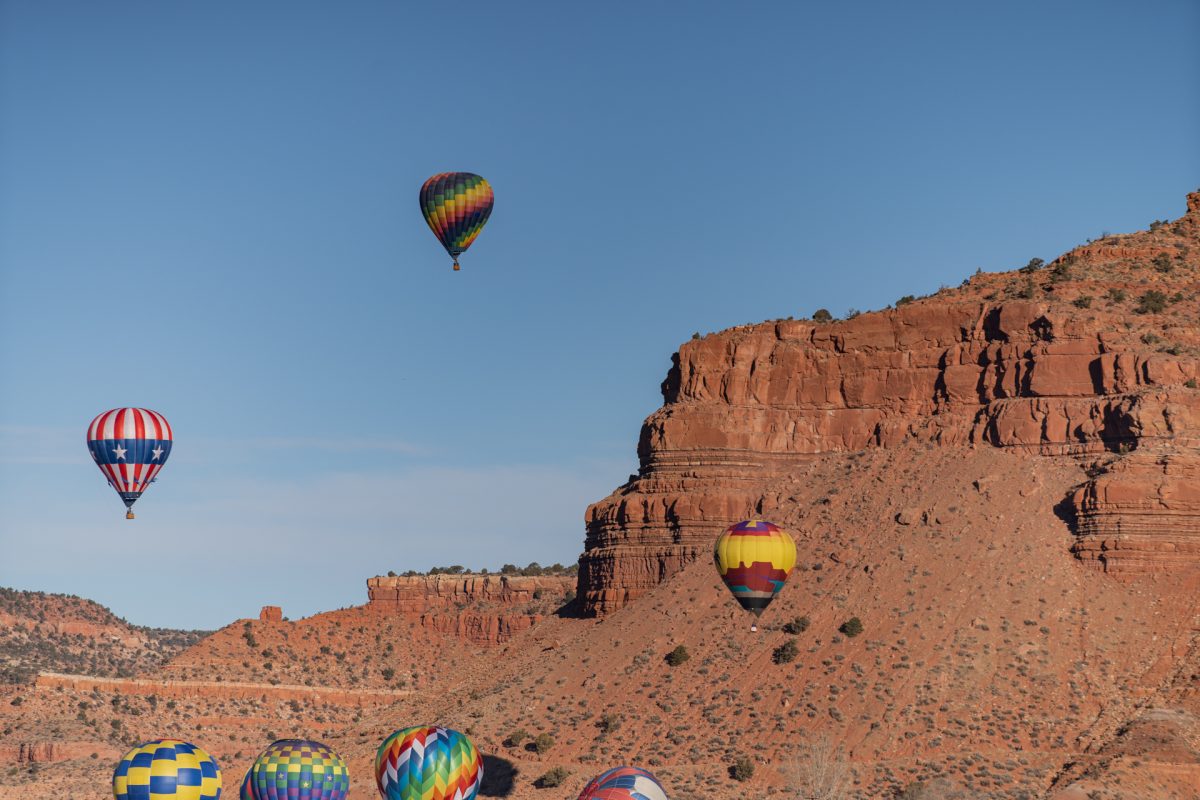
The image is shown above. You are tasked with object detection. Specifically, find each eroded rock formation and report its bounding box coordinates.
[580,192,1200,614]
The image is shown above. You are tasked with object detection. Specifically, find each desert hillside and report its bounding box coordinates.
[3,191,1200,799]
[0,588,206,685]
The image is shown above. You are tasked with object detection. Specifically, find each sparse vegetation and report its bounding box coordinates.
[772,639,799,664]
[789,736,850,799]
[1107,287,1127,302]
[1048,261,1071,283]
[812,308,833,323]
[730,755,755,781]
[665,645,690,666]
[782,616,810,634]
[533,733,555,754]
[1153,252,1174,273]
[896,295,916,306]
[839,617,863,637]
[534,766,570,788]
[1135,290,1168,314]
[1019,258,1044,273]
[506,728,530,748]
[1072,295,1092,309]
[387,562,578,578]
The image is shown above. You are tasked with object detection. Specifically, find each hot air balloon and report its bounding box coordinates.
[419,172,494,270]
[247,739,348,800]
[113,738,221,800]
[375,725,483,800]
[239,768,256,800]
[713,518,797,631]
[578,766,669,800]
[87,407,172,519]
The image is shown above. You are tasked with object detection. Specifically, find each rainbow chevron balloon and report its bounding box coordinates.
[239,768,254,800]
[112,738,222,800]
[247,739,348,800]
[375,726,483,800]
[578,766,669,800]
[419,172,494,269]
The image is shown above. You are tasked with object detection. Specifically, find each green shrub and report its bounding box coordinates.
[381,667,395,681]
[1049,262,1071,283]
[1072,295,1092,309]
[839,617,864,637]
[597,713,621,734]
[781,616,810,634]
[534,733,555,754]
[1019,258,1044,273]
[730,756,755,781]
[1108,288,1127,302]
[1153,253,1174,273]
[535,766,570,788]
[772,639,799,664]
[1136,290,1168,314]
[812,308,833,323]
[896,295,916,306]
[1187,379,1198,389]
[665,645,690,666]
[506,728,529,748]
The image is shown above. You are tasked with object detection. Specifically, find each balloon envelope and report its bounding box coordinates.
[375,725,483,800]
[239,768,255,800]
[577,766,669,800]
[87,407,172,514]
[113,738,221,800]
[419,172,494,267]
[248,739,348,800]
[713,519,796,617]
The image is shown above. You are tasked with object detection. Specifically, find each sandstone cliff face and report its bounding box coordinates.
[580,192,1200,614]
[365,574,575,644]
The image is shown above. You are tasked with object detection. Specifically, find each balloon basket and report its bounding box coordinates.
[126,511,135,520]
[453,263,460,271]
[750,624,758,632]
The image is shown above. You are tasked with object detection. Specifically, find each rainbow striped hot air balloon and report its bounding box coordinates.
[713,518,797,631]
[375,725,483,800]
[112,738,222,800]
[246,739,348,800]
[578,766,669,800]
[419,172,494,270]
[87,407,173,519]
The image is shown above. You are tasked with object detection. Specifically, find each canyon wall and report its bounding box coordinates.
[365,574,575,645]
[580,192,1200,614]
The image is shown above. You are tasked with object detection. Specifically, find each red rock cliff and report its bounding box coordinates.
[580,191,1200,614]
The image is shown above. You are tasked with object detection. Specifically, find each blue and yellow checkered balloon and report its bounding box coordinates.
[113,738,222,800]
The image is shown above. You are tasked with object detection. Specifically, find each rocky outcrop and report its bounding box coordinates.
[366,574,575,645]
[1071,453,1200,573]
[0,741,101,764]
[580,192,1200,614]
[258,605,282,622]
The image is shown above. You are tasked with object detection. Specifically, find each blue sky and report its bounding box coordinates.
[1,1,1197,629]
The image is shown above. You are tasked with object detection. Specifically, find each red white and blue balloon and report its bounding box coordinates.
[87,407,172,518]
[577,766,669,800]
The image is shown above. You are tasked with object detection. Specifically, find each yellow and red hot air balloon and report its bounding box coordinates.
[714,519,797,631]
[419,172,494,270]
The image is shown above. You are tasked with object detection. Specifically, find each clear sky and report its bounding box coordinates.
[1,1,1197,629]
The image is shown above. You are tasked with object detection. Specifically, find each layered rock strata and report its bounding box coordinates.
[581,192,1200,613]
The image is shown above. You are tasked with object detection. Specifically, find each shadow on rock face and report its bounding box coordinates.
[480,753,518,797]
